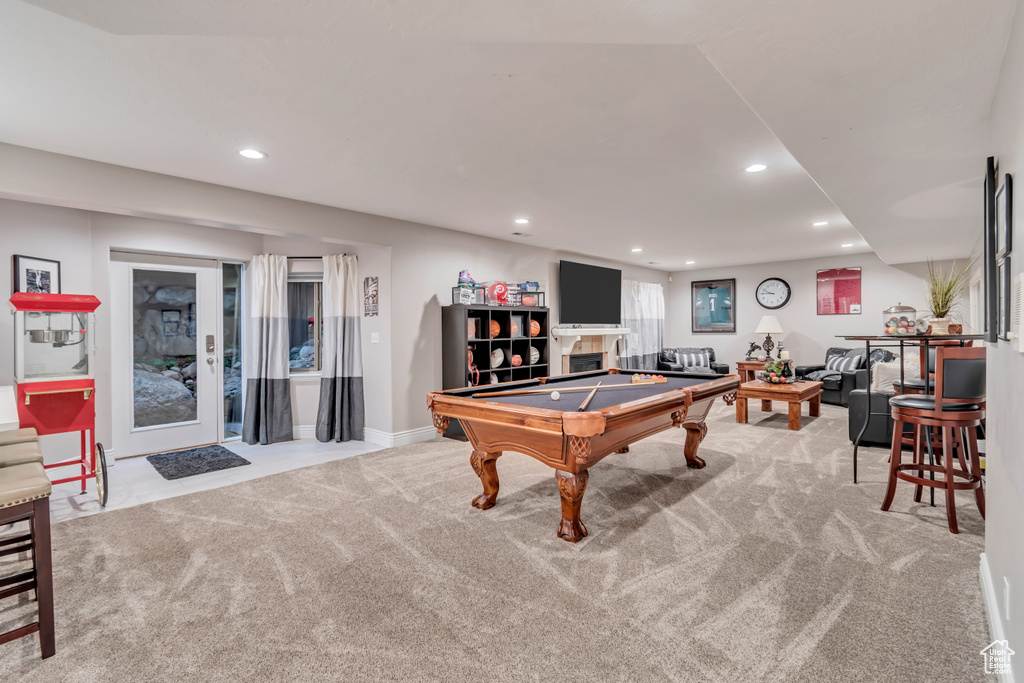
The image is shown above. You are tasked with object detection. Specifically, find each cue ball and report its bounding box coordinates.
[550,391,560,401]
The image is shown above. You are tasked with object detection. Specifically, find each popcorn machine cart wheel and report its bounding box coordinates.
[10,292,108,507]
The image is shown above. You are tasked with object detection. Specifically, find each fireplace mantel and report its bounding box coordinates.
[550,326,629,358]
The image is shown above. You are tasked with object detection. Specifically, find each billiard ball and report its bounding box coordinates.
[550,391,560,401]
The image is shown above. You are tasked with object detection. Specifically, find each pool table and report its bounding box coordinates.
[426,369,740,542]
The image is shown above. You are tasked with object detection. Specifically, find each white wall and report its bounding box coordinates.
[984,0,1024,674]
[0,199,93,463]
[665,252,969,368]
[389,236,668,432]
[0,144,668,438]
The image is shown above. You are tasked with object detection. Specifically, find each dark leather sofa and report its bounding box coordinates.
[794,347,862,406]
[657,347,729,374]
[795,347,897,407]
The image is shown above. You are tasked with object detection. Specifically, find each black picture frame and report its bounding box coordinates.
[12,254,62,294]
[983,157,998,343]
[691,278,736,334]
[998,256,1012,341]
[996,173,1013,261]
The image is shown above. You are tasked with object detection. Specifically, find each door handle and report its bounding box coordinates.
[207,357,216,365]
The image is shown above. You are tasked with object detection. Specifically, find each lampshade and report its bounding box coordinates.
[755,315,783,335]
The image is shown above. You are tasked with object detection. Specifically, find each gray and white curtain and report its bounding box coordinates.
[316,254,364,442]
[620,280,665,371]
[243,255,295,444]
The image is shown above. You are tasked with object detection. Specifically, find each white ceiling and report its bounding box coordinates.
[0,0,1015,269]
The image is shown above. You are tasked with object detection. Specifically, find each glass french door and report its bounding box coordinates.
[111,254,239,457]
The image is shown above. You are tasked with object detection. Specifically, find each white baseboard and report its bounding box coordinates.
[363,426,437,448]
[291,425,437,448]
[292,425,317,440]
[980,553,1016,683]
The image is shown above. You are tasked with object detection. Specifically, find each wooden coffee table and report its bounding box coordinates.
[735,380,823,431]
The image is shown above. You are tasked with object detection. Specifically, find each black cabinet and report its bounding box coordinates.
[441,304,550,438]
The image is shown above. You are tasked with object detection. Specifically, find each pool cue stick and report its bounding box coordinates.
[577,382,602,412]
[474,381,660,399]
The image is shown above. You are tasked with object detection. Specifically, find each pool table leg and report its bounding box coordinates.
[555,469,589,542]
[470,450,501,510]
[683,422,708,469]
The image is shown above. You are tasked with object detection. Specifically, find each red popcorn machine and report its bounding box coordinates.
[10,292,108,506]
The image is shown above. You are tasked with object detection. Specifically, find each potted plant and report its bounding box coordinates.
[925,257,977,335]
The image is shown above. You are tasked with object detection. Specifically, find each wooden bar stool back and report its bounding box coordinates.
[881,346,986,534]
[0,457,55,658]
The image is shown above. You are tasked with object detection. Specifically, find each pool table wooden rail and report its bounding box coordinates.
[426,371,740,541]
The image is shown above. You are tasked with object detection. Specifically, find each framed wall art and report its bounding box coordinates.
[364,276,379,317]
[996,173,1013,261]
[983,157,998,343]
[691,278,735,333]
[816,267,862,315]
[998,257,1012,341]
[12,254,61,294]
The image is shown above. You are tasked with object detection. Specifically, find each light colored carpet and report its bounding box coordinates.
[0,403,988,682]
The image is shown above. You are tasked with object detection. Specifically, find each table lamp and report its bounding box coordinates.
[755,315,784,359]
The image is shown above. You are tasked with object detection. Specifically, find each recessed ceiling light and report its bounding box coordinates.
[841,243,854,248]
[514,218,530,225]
[813,221,829,227]
[239,149,267,159]
[745,163,767,173]
[685,260,696,265]
[632,248,643,253]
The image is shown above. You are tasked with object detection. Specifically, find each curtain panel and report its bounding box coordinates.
[620,280,665,371]
[242,254,295,444]
[316,254,365,442]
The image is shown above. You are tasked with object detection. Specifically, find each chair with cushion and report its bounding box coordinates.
[657,347,729,374]
[0,435,55,658]
[795,347,868,406]
[881,346,986,534]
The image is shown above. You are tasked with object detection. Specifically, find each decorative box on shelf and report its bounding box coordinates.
[452,286,484,306]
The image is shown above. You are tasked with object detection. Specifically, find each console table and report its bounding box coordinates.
[838,334,983,484]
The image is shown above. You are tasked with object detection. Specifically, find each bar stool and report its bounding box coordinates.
[0,449,55,658]
[881,346,985,534]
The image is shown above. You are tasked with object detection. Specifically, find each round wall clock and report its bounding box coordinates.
[755,278,792,309]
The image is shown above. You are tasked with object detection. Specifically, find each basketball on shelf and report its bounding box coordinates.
[511,354,522,367]
[529,346,540,364]
[522,295,537,307]
[529,320,541,337]
[510,320,520,337]
[489,374,498,384]
[490,319,501,338]
[490,348,504,368]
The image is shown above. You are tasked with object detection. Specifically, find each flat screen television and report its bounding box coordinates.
[559,260,621,324]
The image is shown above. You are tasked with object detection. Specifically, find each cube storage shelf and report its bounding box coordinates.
[441,304,550,440]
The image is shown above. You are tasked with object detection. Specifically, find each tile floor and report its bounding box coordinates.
[47,439,383,524]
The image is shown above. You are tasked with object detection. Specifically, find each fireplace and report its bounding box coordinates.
[568,353,604,373]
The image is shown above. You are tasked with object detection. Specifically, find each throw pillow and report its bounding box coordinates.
[675,350,710,368]
[826,354,863,374]
[869,353,922,392]
[869,360,901,393]
[683,365,715,374]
